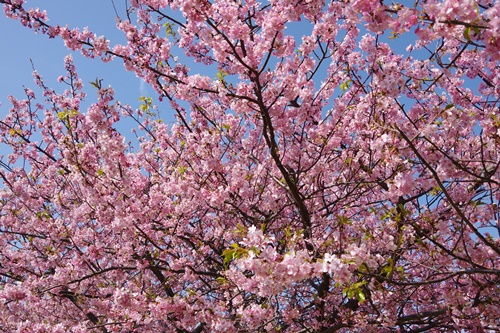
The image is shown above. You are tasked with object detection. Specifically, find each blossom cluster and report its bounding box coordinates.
[0,0,499,332]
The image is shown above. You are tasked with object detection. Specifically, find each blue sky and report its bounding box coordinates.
[0,0,152,123]
[0,0,446,135]
[0,1,310,128]
[0,1,416,108]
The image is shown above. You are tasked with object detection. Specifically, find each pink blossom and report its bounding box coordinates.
[0,0,499,331]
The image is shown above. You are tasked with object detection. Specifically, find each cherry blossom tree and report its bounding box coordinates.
[1,0,499,332]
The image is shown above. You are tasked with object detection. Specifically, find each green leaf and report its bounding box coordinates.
[216,277,228,285]
[490,114,500,127]
[9,128,22,136]
[357,262,369,274]
[380,264,392,277]
[57,111,68,120]
[340,79,352,92]
[463,26,471,41]
[163,22,176,37]
[343,280,368,301]
[178,165,187,175]
[216,70,227,82]
[381,208,395,220]
[90,78,102,89]
[336,214,352,225]
[356,290,366,303]
[234,223,247,236]
[138,96,155,116]
[36,211,51,220]
[389,31,399,40]
[222,243,248,268]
